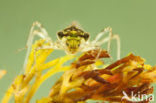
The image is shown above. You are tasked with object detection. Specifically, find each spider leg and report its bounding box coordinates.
[93,27,121,60]
[82,27,120,60]
[26,21,52,49]
[96,34,120,60]
[93,27,113,53]
[23,21,53,70]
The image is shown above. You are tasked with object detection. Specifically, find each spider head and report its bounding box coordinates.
[57,24,89,54]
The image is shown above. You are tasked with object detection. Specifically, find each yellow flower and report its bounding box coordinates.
[2,39,156,103]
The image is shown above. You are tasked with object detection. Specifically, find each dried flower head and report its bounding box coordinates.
[2,39,156,103]
[43,50,156,103]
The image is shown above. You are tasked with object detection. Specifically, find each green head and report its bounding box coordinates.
[57,23,89,54]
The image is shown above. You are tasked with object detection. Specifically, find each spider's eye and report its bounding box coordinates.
[83,33,89,41]
[57,32,64,39]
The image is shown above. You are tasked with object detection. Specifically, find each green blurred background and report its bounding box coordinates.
[0,0,156,103]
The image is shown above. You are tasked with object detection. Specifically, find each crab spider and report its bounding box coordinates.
[23,21,120,70]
